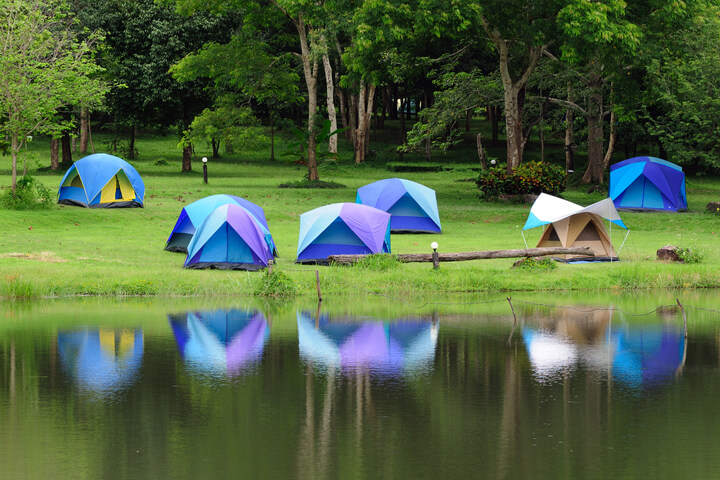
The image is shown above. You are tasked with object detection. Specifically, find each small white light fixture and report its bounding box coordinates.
[568,169,574,173]
[202,157,208,164]
[490,159,496,165]
[431,241,438,251]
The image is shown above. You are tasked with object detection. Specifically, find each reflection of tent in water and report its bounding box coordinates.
[611,327,686,388]
[297,312,438,376]
[522,313,686,389]
[169,309,269,377]
[57,329,144,394]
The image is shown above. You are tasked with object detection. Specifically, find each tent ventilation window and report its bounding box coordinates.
[576,223,599,241]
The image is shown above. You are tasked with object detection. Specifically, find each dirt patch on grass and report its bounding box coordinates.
[1,252,67,263]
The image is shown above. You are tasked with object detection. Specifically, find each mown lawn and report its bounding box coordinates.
[1,125,719,299]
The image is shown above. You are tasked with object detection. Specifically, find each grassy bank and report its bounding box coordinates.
[1,127,719,299]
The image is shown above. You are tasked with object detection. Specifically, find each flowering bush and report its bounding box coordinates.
[476,161,566,199]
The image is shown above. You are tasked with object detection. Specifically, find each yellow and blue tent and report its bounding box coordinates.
[57,153,145,208]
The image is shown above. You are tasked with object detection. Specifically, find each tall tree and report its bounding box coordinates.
[476,0,563,173]
[0,0,105,193]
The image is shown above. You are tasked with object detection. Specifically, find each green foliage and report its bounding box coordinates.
[0,176,53,210]
[675,247,706,265]
[254,269,297,297]
[0,276,41,299]
[513,257,557,271]
[476,162,567,199]
[352,254,400,271]
[283,119,344,164]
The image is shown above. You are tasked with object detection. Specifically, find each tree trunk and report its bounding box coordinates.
[211,139,220,158]
[128,124,137,160]
[79,107,89,154]
[349,91,358,147]
[182,142,192,172]
[337,82,351,142]
[466,109,472,132]
[355,82,375,164]
[322,51,337,156]
[603,109,617,169]
[503,84,525,173]
[399,97,407,146]
[50,138,59,171]
[477,133,487,170]
[327,246,595,265]
[307,133,319,181]
[565,110,575,173]
[380,87,389,129]
[581,76,605,184]
[11,133,19,194]
[481,19,543,172]
[296,13,319,181]
[491,106,499,146]
[61,133,72,168]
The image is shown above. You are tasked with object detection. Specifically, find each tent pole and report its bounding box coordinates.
[521,230,528,250]
[616,230,630,257]
[609,221,612,262]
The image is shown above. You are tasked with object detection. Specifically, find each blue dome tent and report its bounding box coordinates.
[166,194,276,254]
[57,153,145,208]
[356,178,441,233]
[185,203,274,271]
[296,203,391,264]
[609,157,687,211]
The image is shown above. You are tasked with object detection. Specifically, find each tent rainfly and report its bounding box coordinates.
[185,203,274,271]
[522,193,628,262]
[58,153,145,208]
[296,203,391,264]
[609,156,687,212]
[166,194,276,254]
[355,178,441,233]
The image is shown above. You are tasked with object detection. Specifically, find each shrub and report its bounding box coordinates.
[513,257,557,271]
[476,161,566,199]
[675,247,706,264]
[254,269,297,297]
[0,176,54,210]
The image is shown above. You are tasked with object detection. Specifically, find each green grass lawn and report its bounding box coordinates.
[1,125,719,299]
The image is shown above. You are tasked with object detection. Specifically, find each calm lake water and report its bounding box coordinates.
[2,292,720,480]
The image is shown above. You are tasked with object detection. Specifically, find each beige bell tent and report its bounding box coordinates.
[522,193,629,262]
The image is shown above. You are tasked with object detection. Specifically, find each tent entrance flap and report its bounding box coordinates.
[99,170,135,204]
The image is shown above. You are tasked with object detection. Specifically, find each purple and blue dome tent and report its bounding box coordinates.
[184,203,274,271]
[609,157,687,212]
[166,194,275,254]
[296,203,391,264]
[356,178,441,233]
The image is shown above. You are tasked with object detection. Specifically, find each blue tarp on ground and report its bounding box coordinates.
[609,156,687,211]
[58,153,145,208]
[356,178,441,233]
[296,203,391,263]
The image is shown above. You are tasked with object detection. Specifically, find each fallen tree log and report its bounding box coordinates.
[328,247,594,265]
